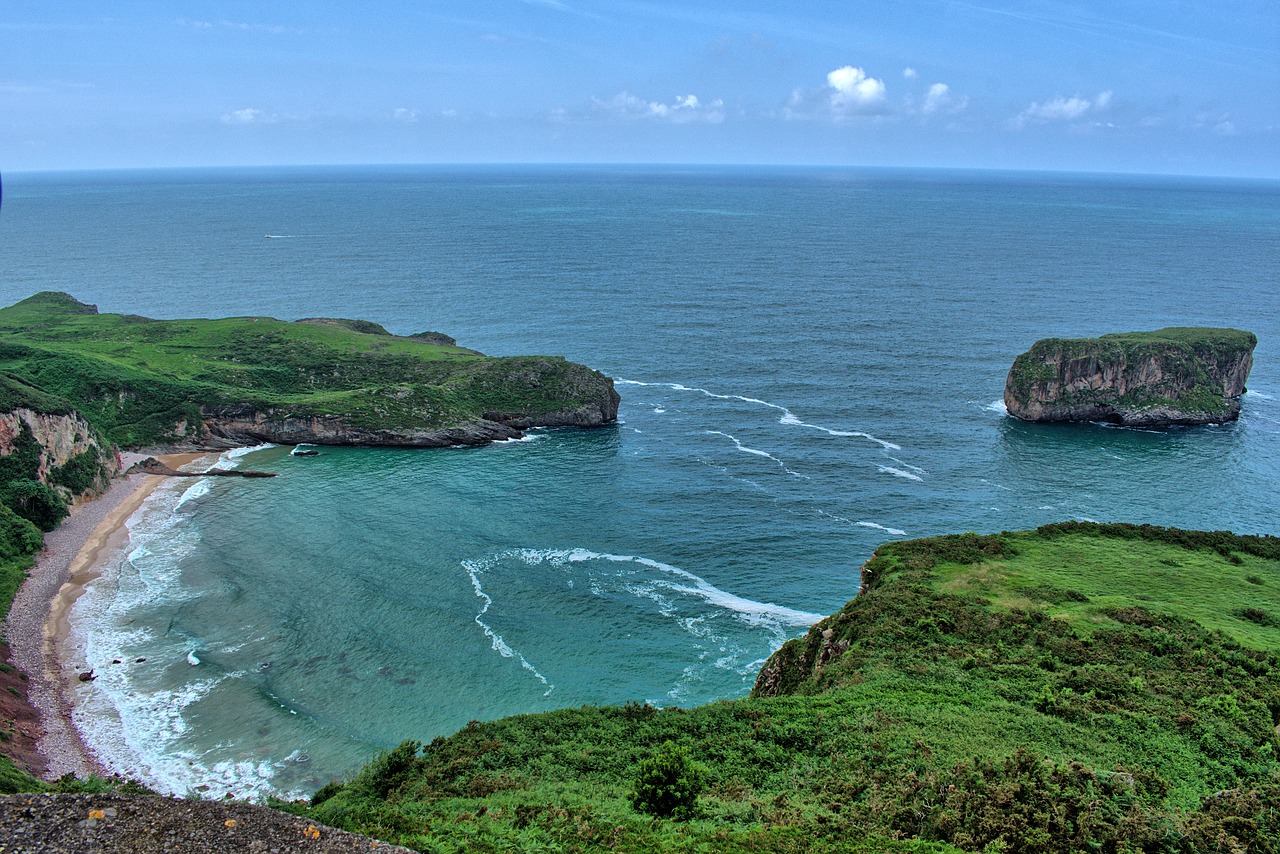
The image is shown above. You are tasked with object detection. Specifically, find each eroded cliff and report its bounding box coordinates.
[0,409,118,500]
[1003,327,1255,426]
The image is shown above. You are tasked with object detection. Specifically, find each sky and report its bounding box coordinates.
[2,1,1278,177]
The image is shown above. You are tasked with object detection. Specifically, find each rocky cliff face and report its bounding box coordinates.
[1003,328,1256,427]
[182,363,620,450]
[0,409,119,499]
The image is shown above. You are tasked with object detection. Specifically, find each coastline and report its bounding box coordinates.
[4,452,208,780]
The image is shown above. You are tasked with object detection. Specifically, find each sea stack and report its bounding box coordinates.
[1003,327,1256,426]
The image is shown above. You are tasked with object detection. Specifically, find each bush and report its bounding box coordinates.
[630,740,707,821]
[1,478,68,532]
[348,740,423,799]
[48,445,102,495]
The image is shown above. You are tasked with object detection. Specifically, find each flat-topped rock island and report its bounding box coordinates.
[1004,327,1256,427]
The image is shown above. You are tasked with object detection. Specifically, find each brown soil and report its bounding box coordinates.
[0,640,44,778]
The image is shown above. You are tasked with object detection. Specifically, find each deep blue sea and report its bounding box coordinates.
[1,166,1277,797]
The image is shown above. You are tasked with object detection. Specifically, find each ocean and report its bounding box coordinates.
[1,165,1277,798]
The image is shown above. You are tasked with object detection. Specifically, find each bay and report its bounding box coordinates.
[1,166,1276,796]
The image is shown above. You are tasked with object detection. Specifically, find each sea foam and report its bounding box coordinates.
[68,444,292,799]
[878,465,924,482]
[704,430,809,479]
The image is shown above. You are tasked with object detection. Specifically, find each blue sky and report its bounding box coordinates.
[3,1,1277,176]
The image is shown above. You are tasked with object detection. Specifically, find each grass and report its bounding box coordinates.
[0,292,616,447]
[934,532,1280,648]
[276,523,1280,853]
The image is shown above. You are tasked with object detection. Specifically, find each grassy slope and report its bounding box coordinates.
[1007,327,1256,417]
[0,292,609,447]
[289,523,1280,853]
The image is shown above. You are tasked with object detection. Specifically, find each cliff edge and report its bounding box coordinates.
[1003,327,1255,426]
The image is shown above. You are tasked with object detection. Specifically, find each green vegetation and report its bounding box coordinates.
[0,292,616,448]
[630,740,708,820]
[1005,327,1256,421]
[0,479,68,532]
[280,523,1280,853]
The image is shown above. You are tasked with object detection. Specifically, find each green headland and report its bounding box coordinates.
[0,291,619,449]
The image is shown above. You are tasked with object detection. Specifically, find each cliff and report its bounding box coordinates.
[0,292,619,449]
[0,409,119,501]
[1003,327,1256,426]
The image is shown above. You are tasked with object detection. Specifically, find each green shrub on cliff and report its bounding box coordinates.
[630,740,707,820]
[0,504,43,615]
[0,479,68,532]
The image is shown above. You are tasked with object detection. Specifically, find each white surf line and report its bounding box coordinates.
[817,508,907,537]
[887,457,926,475]
[704,430,810,480]
[617,378,901,450]
[531,547,825,627]
[462,560,555,696]
[878,465,924,482]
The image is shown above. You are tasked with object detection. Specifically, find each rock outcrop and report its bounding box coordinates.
[0,409,119,500]
[1003,328,1256,426]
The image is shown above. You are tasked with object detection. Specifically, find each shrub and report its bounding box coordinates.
[1,478,68,532]
[348,740,423,799]
[630,740,707,821]
[48,445,102,495]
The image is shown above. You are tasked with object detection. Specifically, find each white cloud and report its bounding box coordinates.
[1017,91,1113,125]
[826,66,887,111]
[393,108,420,123]
[921,82,968,115]
[1214,120,1237,136]
[592,92,725,124]
[786,65,891,120]
[220,108,276,125]
[903,67,918,79]
[178,18,295,34]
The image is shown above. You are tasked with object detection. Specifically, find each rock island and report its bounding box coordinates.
[1004,327,1256,426]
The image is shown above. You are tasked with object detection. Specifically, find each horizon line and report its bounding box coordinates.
[6,161,1278,184]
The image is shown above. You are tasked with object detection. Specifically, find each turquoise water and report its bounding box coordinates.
[1,166,1277,796]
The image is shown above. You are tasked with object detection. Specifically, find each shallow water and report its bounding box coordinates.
[2,166,1276,796]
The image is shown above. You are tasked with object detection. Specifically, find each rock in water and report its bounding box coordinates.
[1003,327,1256,426]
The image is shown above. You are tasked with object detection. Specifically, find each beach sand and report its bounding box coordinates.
[4,453,210,779]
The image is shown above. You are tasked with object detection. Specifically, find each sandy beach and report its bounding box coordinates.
[4,453,210,780]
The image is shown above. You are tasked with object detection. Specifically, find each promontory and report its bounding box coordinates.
[1003,327,1256,426]
[0,291,619,454]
